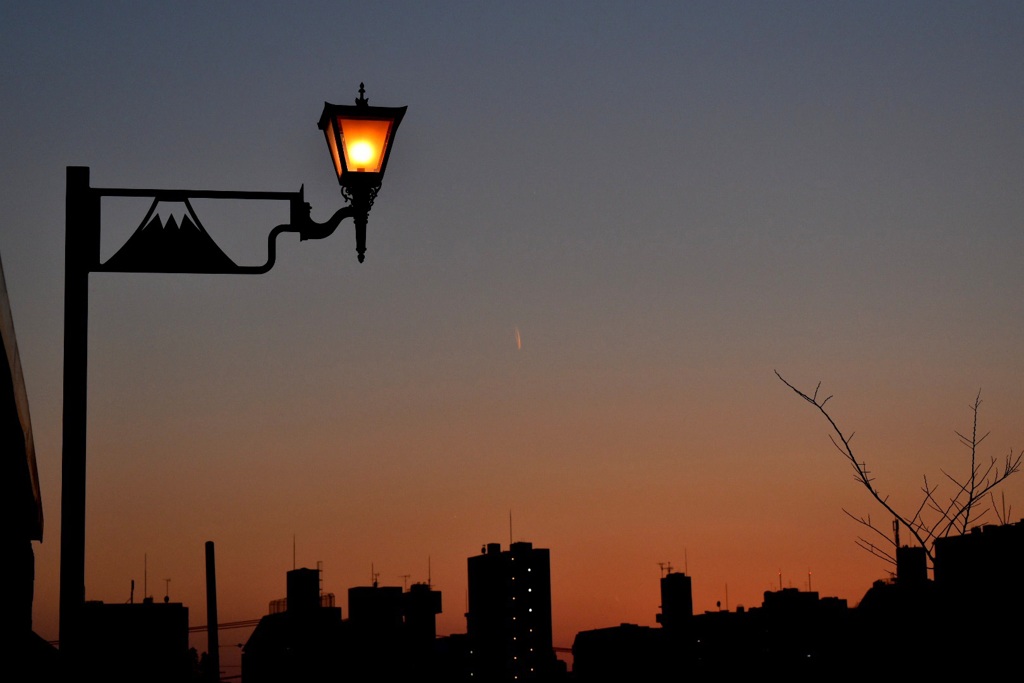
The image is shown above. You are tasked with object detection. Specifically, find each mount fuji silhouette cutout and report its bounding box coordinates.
[104,209,237,273]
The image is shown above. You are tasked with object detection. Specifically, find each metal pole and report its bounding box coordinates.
[59,166,98,661]
[205,541,221,681]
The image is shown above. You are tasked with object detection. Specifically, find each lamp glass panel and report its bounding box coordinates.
[323,119,344,180]
[337,117,393,174]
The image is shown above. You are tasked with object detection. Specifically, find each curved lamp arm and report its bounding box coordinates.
[236,203,362,274]
[300,204,357,241]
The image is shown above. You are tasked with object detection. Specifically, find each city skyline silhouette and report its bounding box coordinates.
[2,2,1023,677]
[17,526,1021,679]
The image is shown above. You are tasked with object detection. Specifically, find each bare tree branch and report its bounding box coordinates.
[775,371,1021,574]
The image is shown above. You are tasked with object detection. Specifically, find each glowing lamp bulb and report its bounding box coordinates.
[348,141,375,168]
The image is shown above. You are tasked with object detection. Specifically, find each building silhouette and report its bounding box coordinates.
[0,253,58,676]
[857,520,1024,674]
[575,578,851,678]
[79,598,192,683]
[345,578,442,678]
[571,623,666,681]
[242,566,443,681]
[573,521,1023,678]
[242,567,344,683]
[933,521,1023,600]
[402,582,444,659]
[655,570,693,631]
[465,541,562,681]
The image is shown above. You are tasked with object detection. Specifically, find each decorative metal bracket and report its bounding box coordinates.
[77,179,369,275]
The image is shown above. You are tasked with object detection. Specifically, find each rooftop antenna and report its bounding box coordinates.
[400,574,411,591]
[808,569,813,592]
[164,578,171,603]
[778,569,783,590]
[318,560,324,596]
[129,579,135,604]
[372,563,379,588]
[657,562,673,577]
[725,583,730,611]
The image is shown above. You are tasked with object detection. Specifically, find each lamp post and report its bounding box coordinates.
[58,84,406,662]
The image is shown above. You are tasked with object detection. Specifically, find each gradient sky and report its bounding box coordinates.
[2,1,1023,661]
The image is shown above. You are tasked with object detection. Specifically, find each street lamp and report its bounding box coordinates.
[318,82,407,263]
[59,85,406,662]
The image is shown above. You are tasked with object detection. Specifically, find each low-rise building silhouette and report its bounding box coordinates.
[345,578,442,678]
[572,623,667,681]
[242,566,443,682]
[242,567,344,683]
[79,598,192,683]
[574,521,1023,678]
[574,566,851,679]
[857,520,1024,673]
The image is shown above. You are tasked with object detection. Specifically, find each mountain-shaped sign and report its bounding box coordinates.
[103,201,237,273]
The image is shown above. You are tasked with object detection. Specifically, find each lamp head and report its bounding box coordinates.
[318,83,407,191]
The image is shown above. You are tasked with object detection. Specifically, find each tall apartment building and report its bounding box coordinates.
[465,541,558,681]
